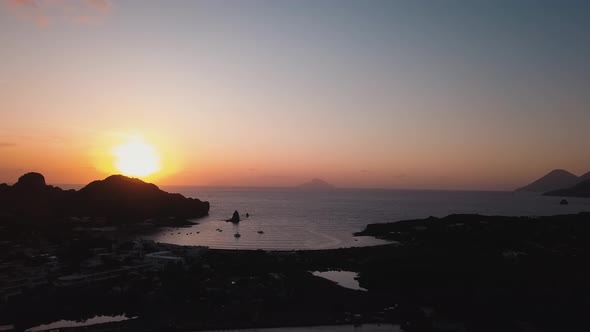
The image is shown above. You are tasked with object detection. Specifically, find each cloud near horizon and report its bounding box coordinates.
[2,0,111,26]
[0,142,17,148]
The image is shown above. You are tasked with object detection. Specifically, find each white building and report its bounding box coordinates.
[144,251,184,269]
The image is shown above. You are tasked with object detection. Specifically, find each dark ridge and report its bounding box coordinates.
[579,171,590,182]
[0,172,209,220]
[354,212,590,244]
[544,179,590,198]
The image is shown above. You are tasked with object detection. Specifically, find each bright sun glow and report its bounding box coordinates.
[112,138,161,177]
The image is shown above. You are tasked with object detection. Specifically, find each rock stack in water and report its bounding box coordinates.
[227,210,240,223]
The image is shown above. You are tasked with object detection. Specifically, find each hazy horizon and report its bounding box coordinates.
[1,0,589,190]
[3,169,589,193]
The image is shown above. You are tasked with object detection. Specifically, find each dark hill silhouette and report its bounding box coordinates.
[76,175,210,218]
[515,169,579,192]
[297,178,334,190]
[12,172,46,191]
[579,171,590,182]
[0,172,76,217]
[0,173,209,220]
[544,179,590,198]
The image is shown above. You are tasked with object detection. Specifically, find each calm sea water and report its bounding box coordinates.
[146,187,590,250]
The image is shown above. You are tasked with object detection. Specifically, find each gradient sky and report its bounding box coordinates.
[1,0,589,190]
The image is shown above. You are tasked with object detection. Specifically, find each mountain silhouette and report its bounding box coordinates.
[0,172,77,217]
[579,171,590,182]
[0,173,209,220]
[544,179,590,198]
[12,172,47,191]
[297,178,334,190]
[515,169,580,192]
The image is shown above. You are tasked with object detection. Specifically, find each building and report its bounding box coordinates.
[144,251,184,269]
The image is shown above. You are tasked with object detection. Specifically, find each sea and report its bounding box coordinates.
[144,187,590,250]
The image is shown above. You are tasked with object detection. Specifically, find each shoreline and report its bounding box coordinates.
[2,212,590,331]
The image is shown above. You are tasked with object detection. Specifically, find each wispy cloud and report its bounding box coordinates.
[86,0,110,12]
[260,174,288,179]
[0,142,17,148]
[2,0,112,26]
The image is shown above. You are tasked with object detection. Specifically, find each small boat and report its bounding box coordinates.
[234,233,241,238]
[257,231,264,234]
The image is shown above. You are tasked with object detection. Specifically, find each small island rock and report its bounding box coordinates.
[227,210,240,223]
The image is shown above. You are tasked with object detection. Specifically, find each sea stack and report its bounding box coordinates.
[228,210,240,223]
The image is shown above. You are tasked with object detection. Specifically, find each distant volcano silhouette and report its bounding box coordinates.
[515,169,580,192]
[297,178,334,190]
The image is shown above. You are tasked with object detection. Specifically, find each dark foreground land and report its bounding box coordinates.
[1,212,590,331]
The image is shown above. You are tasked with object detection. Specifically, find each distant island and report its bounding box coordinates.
[0,172,209,222]
[515,169,590,197]
[297,178,335,190]
[515,169,580,192]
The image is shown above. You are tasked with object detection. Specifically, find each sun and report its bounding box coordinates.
[112,138,161,177]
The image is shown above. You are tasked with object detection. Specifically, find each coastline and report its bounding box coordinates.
[2,212,590,331]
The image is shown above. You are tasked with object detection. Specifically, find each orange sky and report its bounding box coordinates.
[1,0,589,190]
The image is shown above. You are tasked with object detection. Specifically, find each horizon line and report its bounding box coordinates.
[48,182,513,193]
